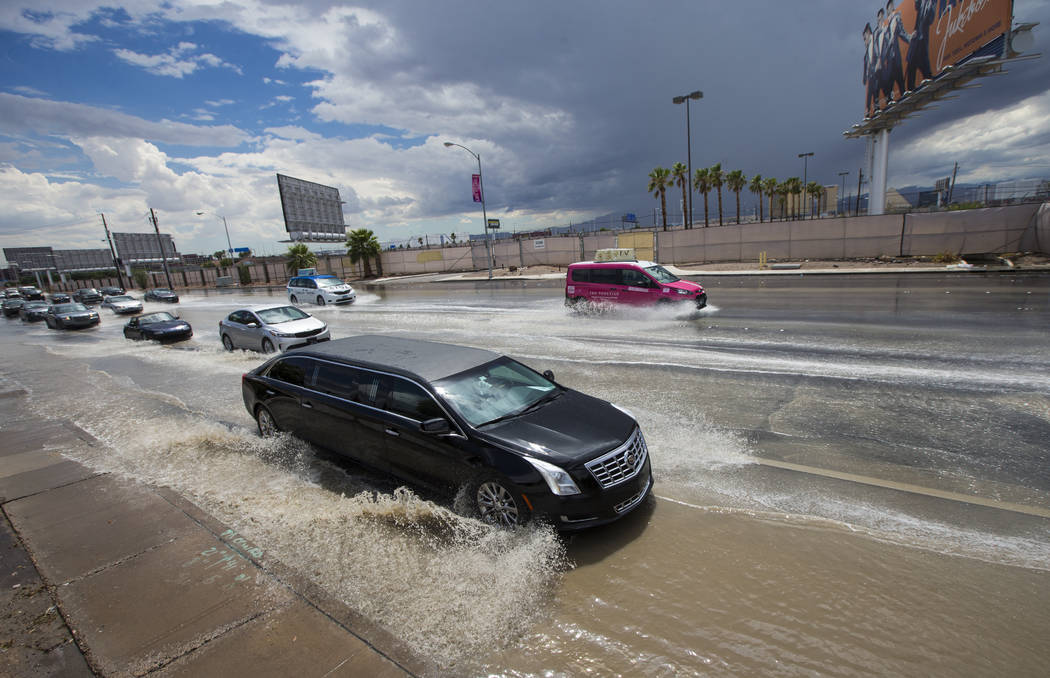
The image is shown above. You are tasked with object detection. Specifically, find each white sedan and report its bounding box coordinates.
[218,304,330,353]
[100,294,144,315]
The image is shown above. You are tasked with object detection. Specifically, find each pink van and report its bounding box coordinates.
[565,259,707,309]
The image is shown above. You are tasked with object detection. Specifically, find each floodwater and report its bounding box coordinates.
[1,272,1048,676]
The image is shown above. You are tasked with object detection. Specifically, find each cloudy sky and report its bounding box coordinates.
[1,0,1048,262]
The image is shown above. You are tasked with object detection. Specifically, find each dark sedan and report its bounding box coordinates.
[18,286,45,300]
[49,293,72,304]
[45,303,100,330]
[242,335,652,530]
[72,288,104,305]
[19,301,49,322]
[100,286,125,297]
[144,288,180,303]
[123,311,192,343]
[2,298,24,317]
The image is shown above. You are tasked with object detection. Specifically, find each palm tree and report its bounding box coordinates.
[726,169,746,224]
[693,167,711,228]
[789,178,802,220]
[671,162,690,228]
[709,163,725,226]
[648,167,673,231]
[777,181,790,219]
[806,182,823,219]
[762,177,778,222]
[346,228,382,277]
[286,243,317,274]
[749,174,764,223]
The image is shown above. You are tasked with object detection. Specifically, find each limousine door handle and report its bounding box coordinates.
[384,427,400,437]
[264,389,276,396]
[301,400,314,409]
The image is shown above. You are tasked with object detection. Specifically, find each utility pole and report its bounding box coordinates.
[838,171,849,216]
[100,213,126,290]
[856,169,864,216]
[149,207,175,290]
[947,162,958,204]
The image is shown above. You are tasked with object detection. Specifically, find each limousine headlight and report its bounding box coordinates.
[525,456,581,496]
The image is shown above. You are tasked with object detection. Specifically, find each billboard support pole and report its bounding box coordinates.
[149,207,175,290]
[869,129,890,216]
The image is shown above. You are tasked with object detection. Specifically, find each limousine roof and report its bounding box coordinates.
[290,334,502,382]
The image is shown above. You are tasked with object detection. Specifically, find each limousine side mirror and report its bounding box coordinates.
[543,369,555,382]
[420,418,451,435]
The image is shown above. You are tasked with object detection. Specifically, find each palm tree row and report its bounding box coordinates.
[648,164,827,227]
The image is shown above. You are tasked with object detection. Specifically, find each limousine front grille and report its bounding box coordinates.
[294,327,324,338]
[614,476,652,514]
[586,428,648,489]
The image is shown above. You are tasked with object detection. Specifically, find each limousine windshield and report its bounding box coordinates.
[433,357,559,427]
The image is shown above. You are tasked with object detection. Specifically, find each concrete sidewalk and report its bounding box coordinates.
[0,391,423,677]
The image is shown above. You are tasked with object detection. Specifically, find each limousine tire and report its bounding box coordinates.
[256,405,280,437]
[472,474,529,528]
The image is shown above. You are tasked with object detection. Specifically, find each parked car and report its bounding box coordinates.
[565,250,707,309]
[242,335,653,529]
[219,305,329,353]
[123,311,192,343]
[100,286,125,297]
[2,298,25,317]
[101,294,143,315]
[144,288,179,303]
[18,286,45,300]
[72,288,104,305]
[45,303,100,330]
[19,301,49,322]
[287,274,356,306]
[49,293,72,304]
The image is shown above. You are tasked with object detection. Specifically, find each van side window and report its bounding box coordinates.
[385,378,443,421]
[571,268,590,283]
[266,357,315,387]
[314,363,381,405]
[590,267,623,285]
[622,269,651,287]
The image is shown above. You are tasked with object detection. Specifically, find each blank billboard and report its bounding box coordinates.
[276,174,347,242]
[863,0,1013,117]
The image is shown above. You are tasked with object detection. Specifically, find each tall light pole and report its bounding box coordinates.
[443,141,492,279]
[672,90,703,228]
[837,171,849,215]
[798,152,814,219]
[195,211,234,258]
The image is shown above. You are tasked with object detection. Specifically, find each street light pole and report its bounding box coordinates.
[444,142,492,279]
[195,211,234,257]
[838,171,849,215]
[673,90,703,229]
[798,152,814,219]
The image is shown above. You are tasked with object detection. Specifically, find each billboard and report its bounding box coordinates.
[863,0,1013,117]
[276,174,347,242]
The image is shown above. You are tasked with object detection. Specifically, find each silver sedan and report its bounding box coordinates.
[101,294,143,315]
[218,304,330,353]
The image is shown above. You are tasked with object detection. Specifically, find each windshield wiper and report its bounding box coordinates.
[478,389,563,427]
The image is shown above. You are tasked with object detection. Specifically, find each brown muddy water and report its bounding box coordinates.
[1,274,1048,676]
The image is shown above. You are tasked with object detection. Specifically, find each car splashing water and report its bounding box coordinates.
[7,338,569,671]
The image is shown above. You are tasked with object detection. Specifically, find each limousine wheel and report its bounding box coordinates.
[256,406,280,437]
[474,475,527,528]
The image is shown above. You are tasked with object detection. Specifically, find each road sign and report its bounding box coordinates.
[233,247,250,253]
[487,219,500,229]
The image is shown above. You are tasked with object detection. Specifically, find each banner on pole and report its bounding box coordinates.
[472,174,482,203]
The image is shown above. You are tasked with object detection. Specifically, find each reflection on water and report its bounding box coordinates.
[2,278,1049,676]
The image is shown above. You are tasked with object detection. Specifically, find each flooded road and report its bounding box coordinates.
[2,272,1049,676]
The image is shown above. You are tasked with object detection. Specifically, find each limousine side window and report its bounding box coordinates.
[266,357,315,387]
[384,377,444,421]
[314,363,381,405]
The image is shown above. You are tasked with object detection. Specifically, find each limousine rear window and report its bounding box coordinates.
[313,362,381,405]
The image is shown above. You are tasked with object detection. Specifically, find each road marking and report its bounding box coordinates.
[753,457,1050,519]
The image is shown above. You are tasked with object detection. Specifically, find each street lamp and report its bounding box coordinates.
[443,141,492,279]
[672,90,703,228]
[838,171,850,215]
[798,152,814,219]
[195,211,234,259]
